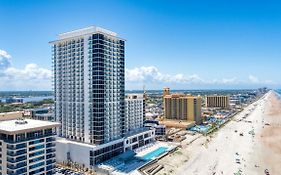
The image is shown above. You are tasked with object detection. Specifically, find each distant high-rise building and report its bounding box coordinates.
[125,94,144,132]
[51,26,125,144]
[163,87,170,97]
[0,119,59,175]
[206,95,230,109]
[164,94,202,124]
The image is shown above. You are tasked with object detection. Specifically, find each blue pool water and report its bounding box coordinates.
[141,147,168,161]
[189,125,211,133]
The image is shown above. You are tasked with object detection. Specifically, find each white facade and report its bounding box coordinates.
[0,119,59,175]
[124,128,155,151]
[125,94,144,132]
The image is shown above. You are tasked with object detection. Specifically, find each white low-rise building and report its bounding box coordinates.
[125,94,144,132]
[0,119,60,175]
[56,128,155,168]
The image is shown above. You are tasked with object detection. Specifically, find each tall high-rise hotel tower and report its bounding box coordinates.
[51,26,125,145]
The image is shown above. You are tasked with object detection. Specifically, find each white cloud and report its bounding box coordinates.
[0,49,12,70]
[125,66,203,84]
[0,49,278,90]
[210,77,239,85]
[4,64,51,80]
[0,49,11,59]
[248,75,278,86]
[264,80,276,84]
[125,66,238,85]
[221,77,238,84]
[126,66,278,89]
[0,49,51,90]
[125,66,158,82]
[248,75,259,83]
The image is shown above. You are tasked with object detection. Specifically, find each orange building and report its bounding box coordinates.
[164,94,202,124]
[206,95,230,109]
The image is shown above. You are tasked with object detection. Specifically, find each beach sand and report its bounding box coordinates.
[157,91,281,175]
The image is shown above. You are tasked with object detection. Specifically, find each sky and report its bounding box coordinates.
[0,0,280,90]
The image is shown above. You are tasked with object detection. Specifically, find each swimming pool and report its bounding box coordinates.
[189,125,211,133]
[141,147,168,161]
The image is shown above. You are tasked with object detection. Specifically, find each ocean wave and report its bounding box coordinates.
[275,89,281,98]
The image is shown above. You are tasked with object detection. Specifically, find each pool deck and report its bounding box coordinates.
[97,141,178,175]
[136,141,175,157]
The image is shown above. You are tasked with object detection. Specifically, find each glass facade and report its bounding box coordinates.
[89,141,124,165]
[88,33,125,144]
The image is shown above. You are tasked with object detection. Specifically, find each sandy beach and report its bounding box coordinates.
[157,91,281,175]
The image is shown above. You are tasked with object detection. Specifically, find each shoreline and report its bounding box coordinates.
[157,91,281,175]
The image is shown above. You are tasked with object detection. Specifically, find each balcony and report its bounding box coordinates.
[7,149,27,157]
[7,143,26,150]
[7,161,27,170]
[46,148,56,154]
[7,155,27,163]
[46,153,56,159]
[46,159,56,165]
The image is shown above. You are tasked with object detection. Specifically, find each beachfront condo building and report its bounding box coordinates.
[125,94,144,132]
[164,94,202,124]
[206,95,230,109]
[51,26,155,167]
[0,119,59,175]
[51,26,125,145]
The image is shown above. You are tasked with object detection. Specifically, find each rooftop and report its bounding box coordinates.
[164,94,202,99]
[58,26,117,39]
[57,137,124,150]
[50,26,126,44]
[0,119,60,134]
[126,93,144,100]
